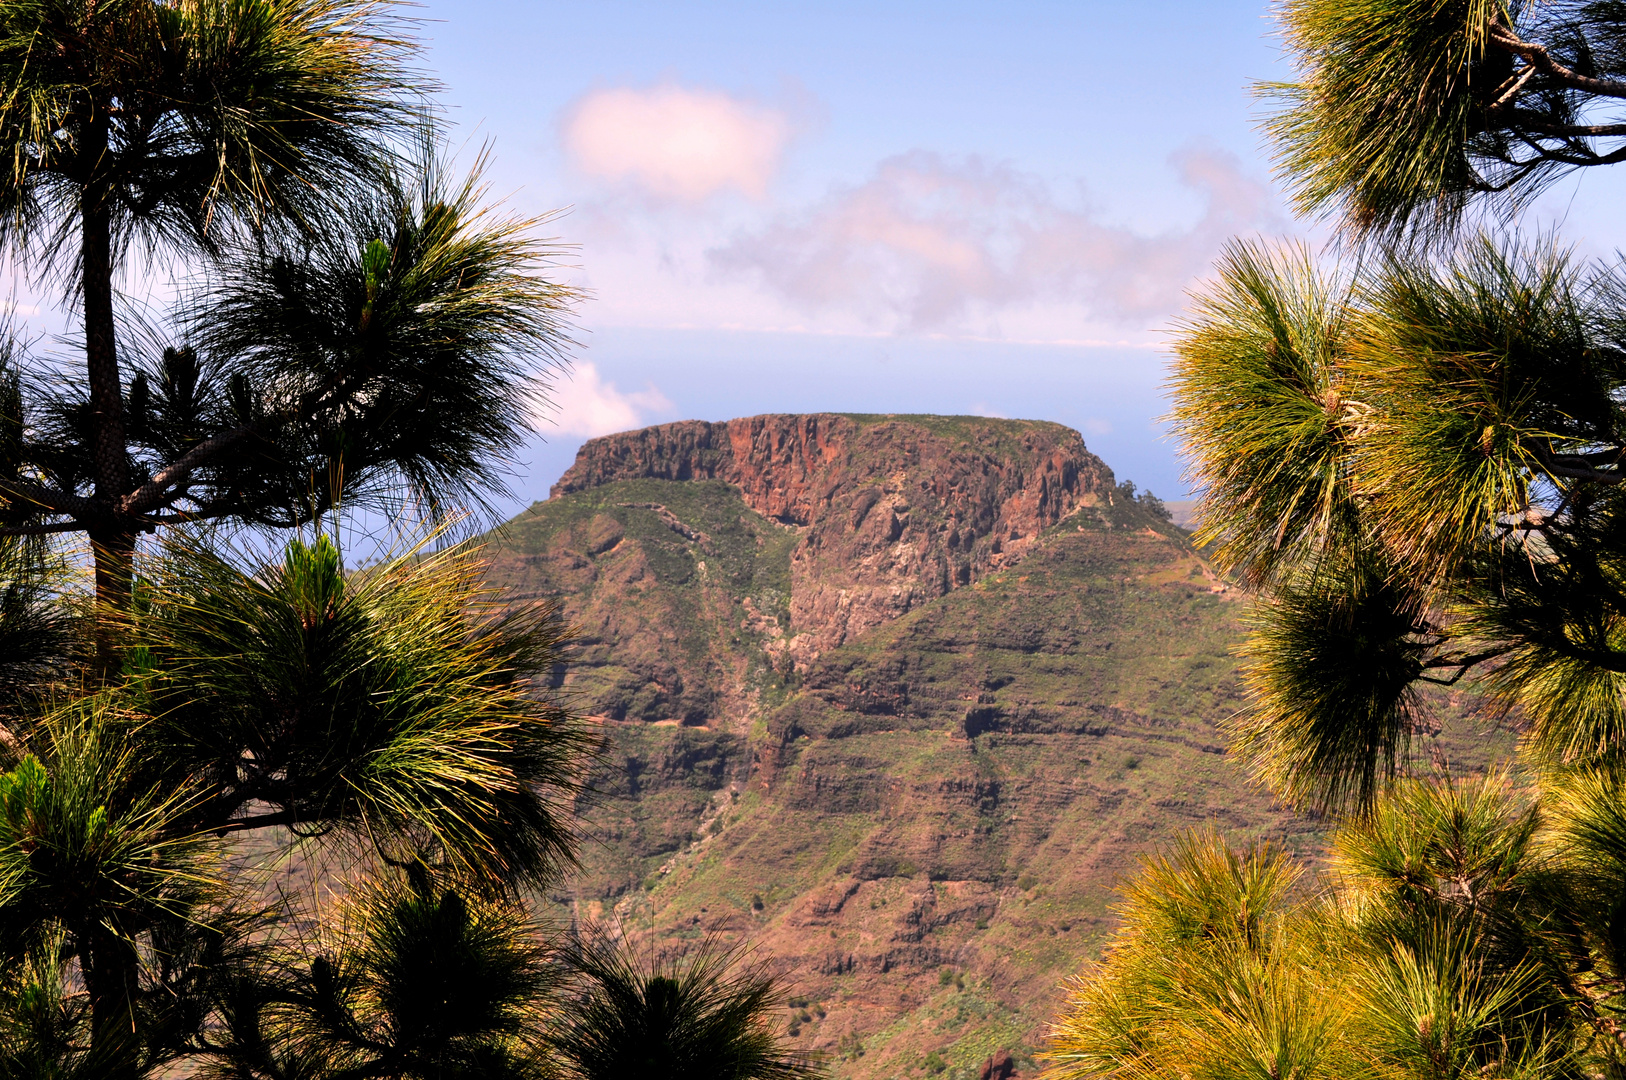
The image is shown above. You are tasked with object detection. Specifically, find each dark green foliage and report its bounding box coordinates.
[0,541,77,718]
[1451,495,1626,766]
[0,0,418,266]
[0,731,215,964]
[549,930,819,1080]
[5,142,576,534]
[0,0,580,650]
[1232,551,1432,812]
[0,533,602,1076]
[0,710,258,1077]
[1350,238,1622,581]
[0,7,680,1078]
[180,147,575,525]
[125,533,594,889]
[1264,0,1502,244]
[0,526,822,1078]
[205,866,555,1080]
[0,935,94,1080]
[1546,766,1626,983]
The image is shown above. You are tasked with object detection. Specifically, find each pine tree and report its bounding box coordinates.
[0,0,574,667]
[1047,3,1626,1074]
[0,533,595,1075]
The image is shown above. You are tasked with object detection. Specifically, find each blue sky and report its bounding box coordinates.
[26,2,1626,519]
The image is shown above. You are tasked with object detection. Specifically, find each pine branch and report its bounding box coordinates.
[1489,24,1626,101]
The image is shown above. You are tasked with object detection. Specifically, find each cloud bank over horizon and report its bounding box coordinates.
[709,146,1286,333]
[554,82,1294,343]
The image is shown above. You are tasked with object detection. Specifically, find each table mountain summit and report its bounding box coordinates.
[550,413,1115,668]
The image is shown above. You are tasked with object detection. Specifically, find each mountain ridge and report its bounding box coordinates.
[544,413,1118,672]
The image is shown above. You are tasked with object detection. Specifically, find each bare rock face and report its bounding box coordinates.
[552,414,1113,661]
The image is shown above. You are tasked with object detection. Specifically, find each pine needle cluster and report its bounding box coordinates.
[1265,0,1626,247]
[1046,776,1626,1079]
[1170,234,1626,816]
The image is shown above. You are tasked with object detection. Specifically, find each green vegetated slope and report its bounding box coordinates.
[487,477,802,725]
[484,417,1508,1080]
[579,503,1306,1080]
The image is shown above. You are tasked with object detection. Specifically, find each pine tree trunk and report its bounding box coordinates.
[81,181,134,667]
[84,932,140,1079]
[80,164,144,1071]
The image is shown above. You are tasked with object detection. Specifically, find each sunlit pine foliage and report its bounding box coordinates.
[1044,779,1611,1079]
[174,141,578,528]
[1347,237,1614,583]
[1172,235,1626,814]
[1043,830,1359,1080]
[1167,239,1359,588]
[1067,2,1626,1077]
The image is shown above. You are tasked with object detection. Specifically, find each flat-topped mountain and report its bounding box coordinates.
[553,413,1111,665]
[494,414,1118,730]
[487,415,1489,1078]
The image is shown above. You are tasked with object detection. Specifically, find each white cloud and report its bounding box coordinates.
[707,147,1287,333]
[562,84,791,202]
[541,361,674,438]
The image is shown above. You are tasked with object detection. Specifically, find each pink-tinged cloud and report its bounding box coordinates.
[540,361,673,438]
[707,147,1288,331]
[562,85,791,202]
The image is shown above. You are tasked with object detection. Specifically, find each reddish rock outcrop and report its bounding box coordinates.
[980,1050,1018,1080]
[552,414,1113,660]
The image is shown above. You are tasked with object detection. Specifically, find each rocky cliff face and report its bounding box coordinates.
[486,415,1239,1076]
[551,414,1113,661]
